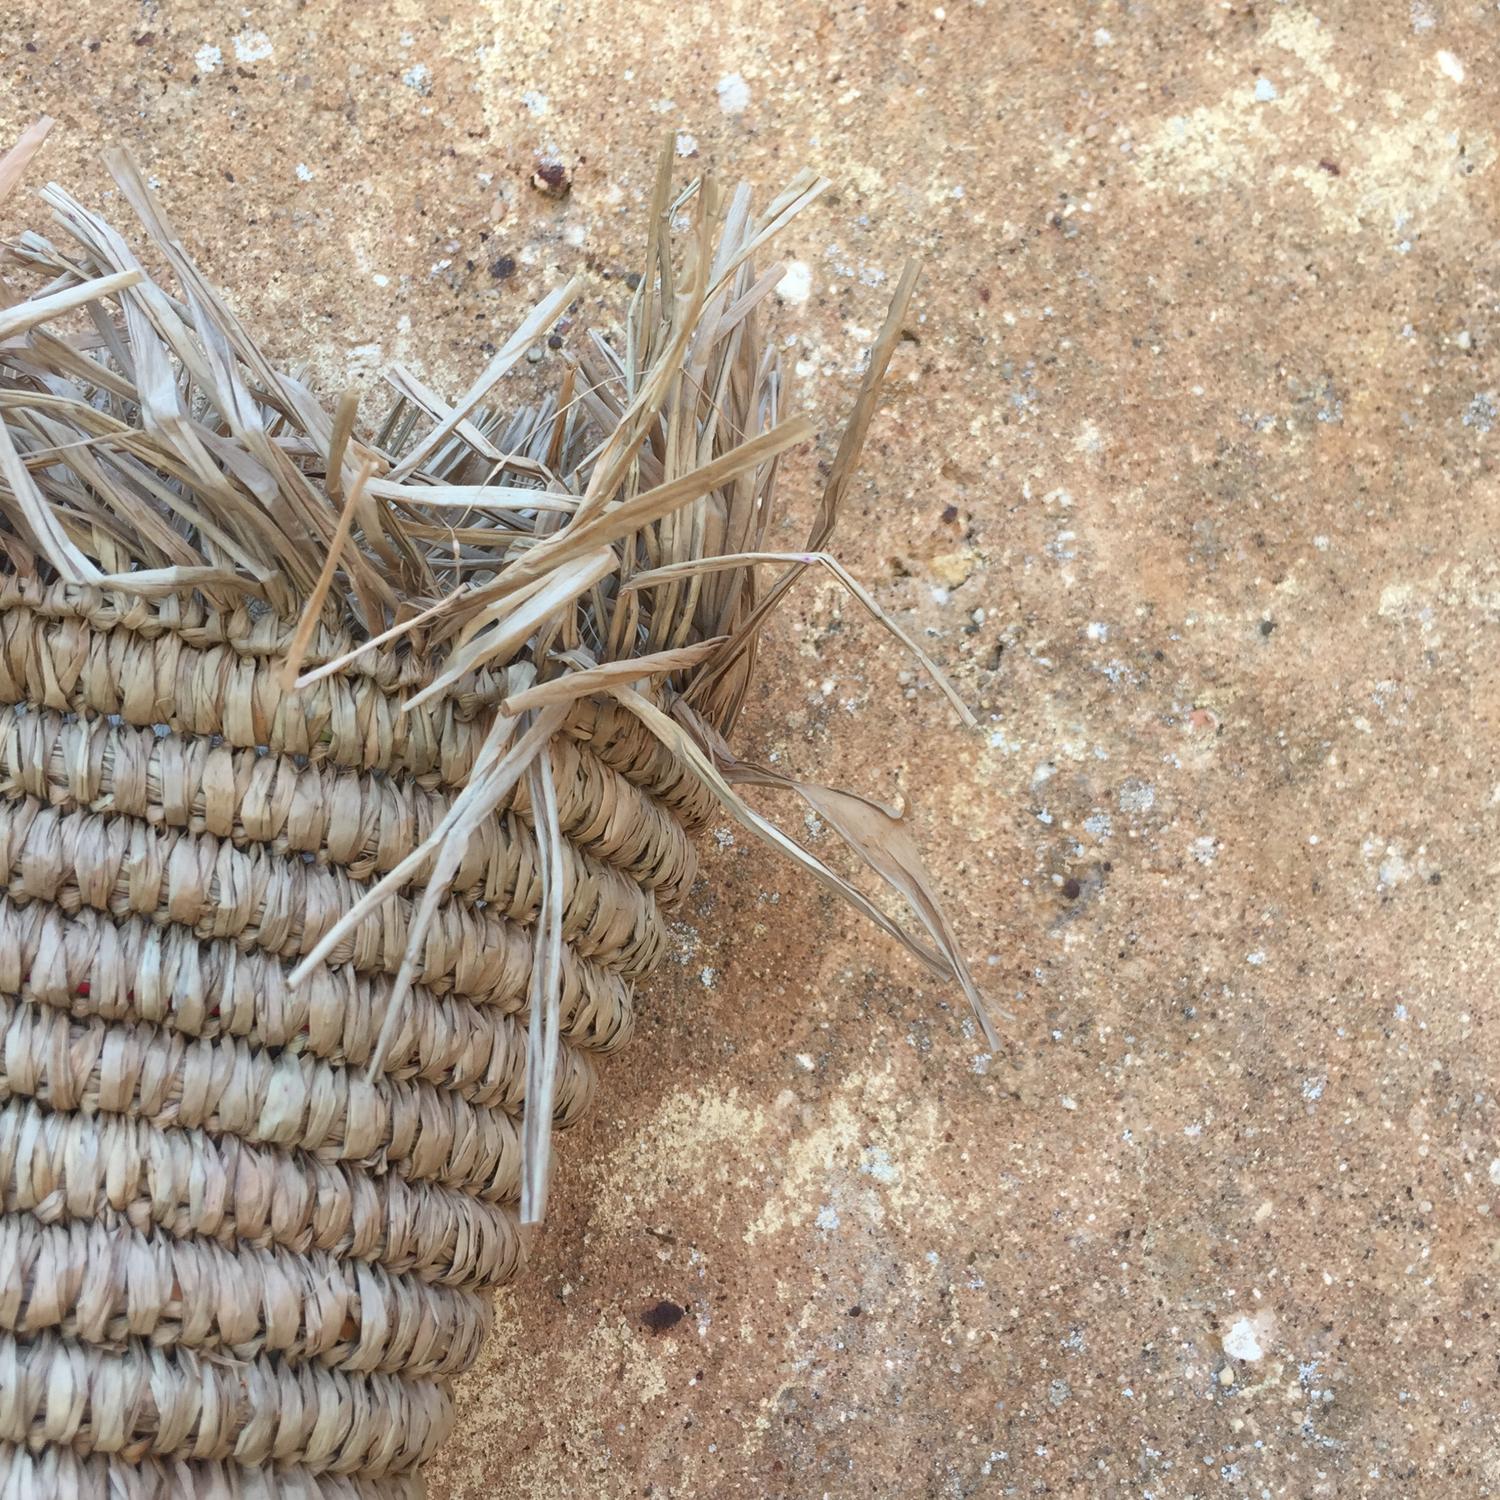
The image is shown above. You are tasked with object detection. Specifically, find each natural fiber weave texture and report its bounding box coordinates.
[0,602,696,1490]
[0,119,985,1494]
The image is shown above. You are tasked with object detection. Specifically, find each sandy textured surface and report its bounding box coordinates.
[6,1,1500,1495]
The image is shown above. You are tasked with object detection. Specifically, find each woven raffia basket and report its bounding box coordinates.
[0,123,991,1496]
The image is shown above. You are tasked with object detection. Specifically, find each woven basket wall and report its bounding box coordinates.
[0,575,717,1497]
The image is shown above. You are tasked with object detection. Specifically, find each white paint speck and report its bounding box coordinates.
[1436,50,1465,83]
[371,273,390,288]
[778,260,813,304]
[1093,27,1112,46]
[795,1053,815,1071]
[1118,780,1156,815]
[1254,77,1279,102]
[1060,1095,1078,1112]
[1086,621,1109,642]
[716,72,751,115]
[1489,1158,1500,1186]
[194,43,222,74]
[699,966,717,989]
[402,63,432,94]
[674,130,700,158]
[1302,1075,1327,1102]
[1223,1317,1265,1362]
[860,1145,900,1184]
[231,30,273,63]
[295,163,314,182]
[521,89,548,115]
[815,1204,841,1230]
[1247,950,1266,967]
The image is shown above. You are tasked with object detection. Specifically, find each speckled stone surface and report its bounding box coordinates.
[6,2,1500,1495]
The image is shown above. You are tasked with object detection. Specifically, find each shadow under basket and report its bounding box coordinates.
[0,580,714,1496]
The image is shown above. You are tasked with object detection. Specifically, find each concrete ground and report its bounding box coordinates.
[5,1,1500,1494]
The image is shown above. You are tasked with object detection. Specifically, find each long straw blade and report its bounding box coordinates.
[0,118,53,207]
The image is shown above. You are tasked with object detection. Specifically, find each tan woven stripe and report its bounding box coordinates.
[0,580,720,828]
[0,1444,422,1500]
[0,995,539,1199]
[0,586,720,827]
[570,696,720,828]
[0,1215,492,1379]
[0,701,697,904]
[1,1103,525,1288]
[547,730,698,897]
[0,796,667,982]
[0,895,636,1063]
[9,967,592,1118]
[3,902,605,1115]
[0,575,439,690]
[0,591,489,780]
[0,1330,452,1473]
